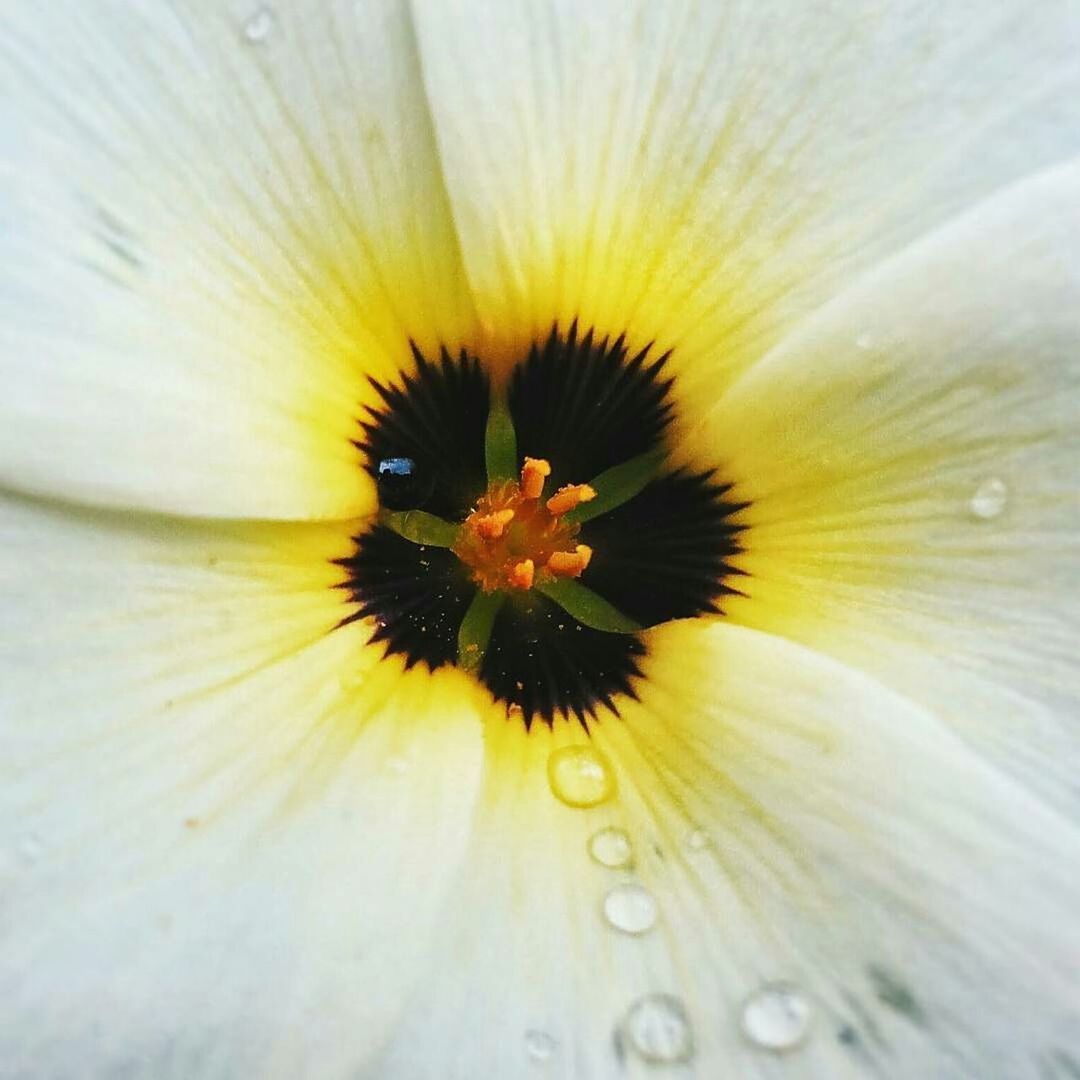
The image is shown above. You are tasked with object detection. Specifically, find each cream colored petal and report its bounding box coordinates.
[0,1,475,518]
[411,0,1080,421]
[703,157,1080,814]
[377,621,1080,1078]
[0,493,486,1076]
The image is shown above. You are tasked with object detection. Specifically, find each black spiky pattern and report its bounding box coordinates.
[580,470,748,627]
[340,327,747,728]
[336,528,474,667]
[479,591,646,725]
[508,322,674,488]
[357,344,489,520]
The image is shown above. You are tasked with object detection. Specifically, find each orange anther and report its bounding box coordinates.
[545,484,597,517]
[474,508,515,539]
[508,558,535,590]
[546,544,593,578]
[520,457,552,500]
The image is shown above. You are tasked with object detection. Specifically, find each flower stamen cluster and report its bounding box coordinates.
[453,457,595,592]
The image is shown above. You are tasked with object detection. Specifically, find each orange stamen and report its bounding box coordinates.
[545,483,596,516]
[508,558,535,590]
[474,508,515,539]
[454,464,597,593]
[546,544,593,578]
[520,457,552,500]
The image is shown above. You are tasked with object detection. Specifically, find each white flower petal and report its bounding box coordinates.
[377,621,1080,1078]
[0,1,474,518]
[0,493,485,1076]
[411,0,1080,417]
[705,156,1080,814]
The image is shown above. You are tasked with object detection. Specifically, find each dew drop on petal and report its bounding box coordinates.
[547,745,615,808]
[741,983,813,1052]
[623,994,695,1064]
[855,332,875,350]
[968,477,1008,520]
[687,828,711,851]
[523,1029,557,1063]
[603,883,658,935]
[338,668,365,692]
[241,5,276,43]
[17,833,42,865]
[588,827,633,869]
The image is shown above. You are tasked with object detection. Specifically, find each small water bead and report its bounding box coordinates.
[338,668,366,692]
[588,827,633,869]
[687,828,711,852]
[523,1029,557,1064]
[547,745,615,808]
[854,332,875,350]
[741,983,813,1052]
[241,5,276,43]
[602,883,658,935]
[17,833,42,865]
[968,477,1008,520]
[622,994,695,1065]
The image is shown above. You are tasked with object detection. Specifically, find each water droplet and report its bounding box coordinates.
[547,745,615,808]
[741,983,813,1052]
[603,883,658,935]
[969,477,1008,520]
[338,668,365,692]
[855,332,874,350]
[588,827,633,869]
[523,1028,557,1063]
[687,829,710,851]
[241,5,275,43]
[623,994,695,1064]
[17,833,42,864]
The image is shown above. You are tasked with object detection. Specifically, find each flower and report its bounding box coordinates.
[1,1,1079,1077]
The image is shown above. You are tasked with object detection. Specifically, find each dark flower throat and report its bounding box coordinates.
[337,324,746,728]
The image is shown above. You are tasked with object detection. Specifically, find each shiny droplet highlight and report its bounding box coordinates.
[523,1029,557,1064]
[241,5,275,43]
[741,983,813,1052]
[547,745,615,808]
[17,833,42,864]
[588,827,633,869]
[602,882,658,935]
[687,828,711,851]
[623,994,695,1065]
[969,477,1008,520]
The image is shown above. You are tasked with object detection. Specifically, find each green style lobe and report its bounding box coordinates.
[458,589,505,673]
[485,393,519,482]
[565,449,666,524]
[535,578,641,634]
[379,508,460,548]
